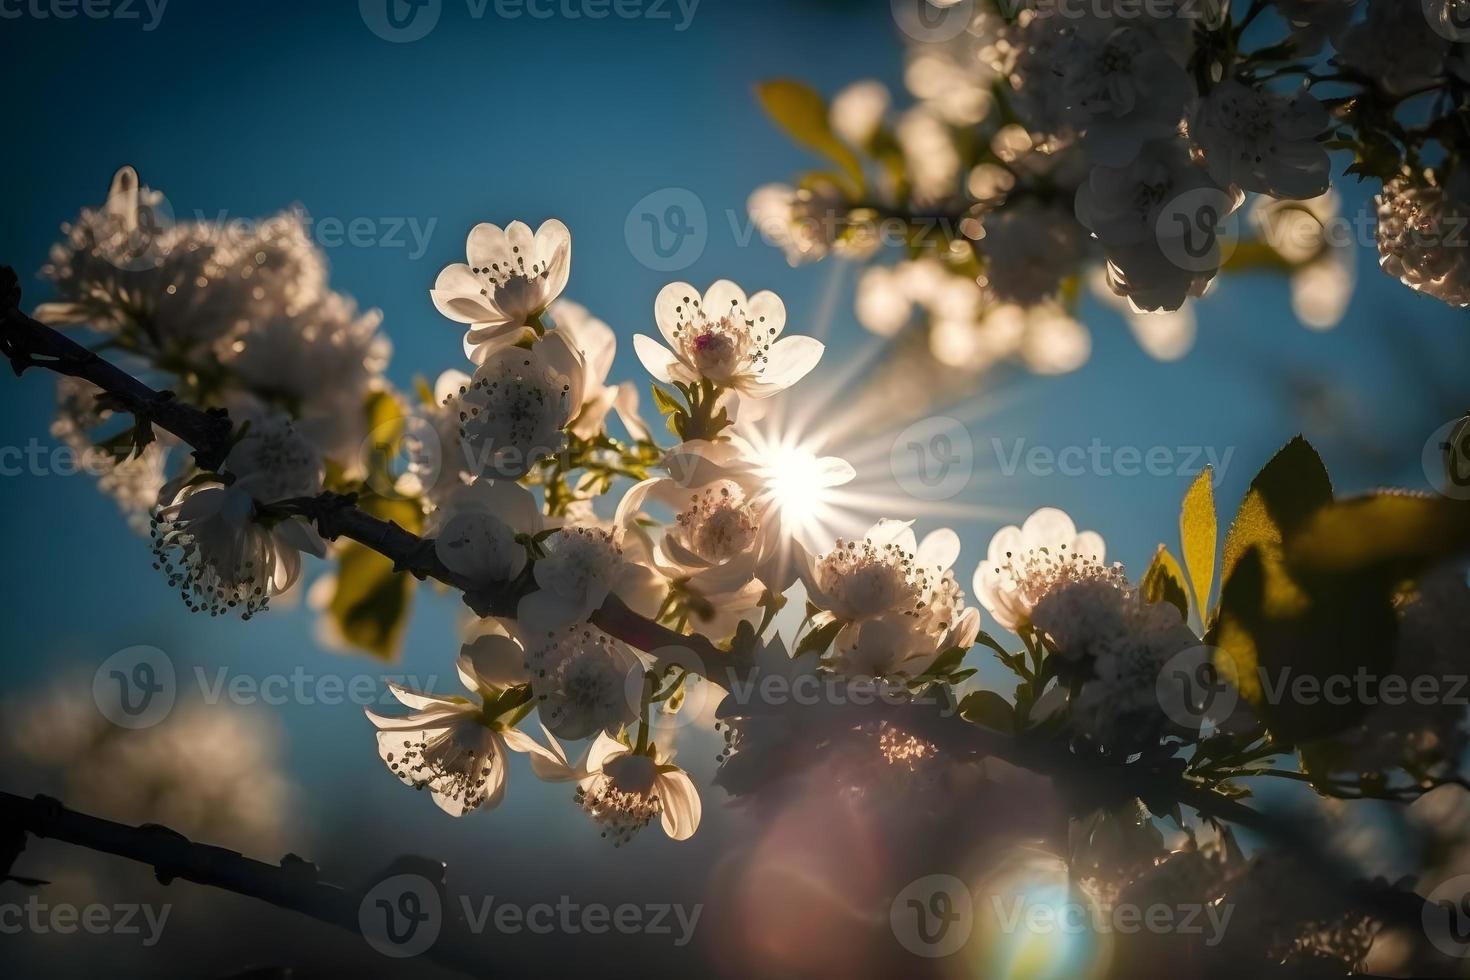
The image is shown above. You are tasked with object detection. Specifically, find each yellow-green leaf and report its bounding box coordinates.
[1141,545,1190,622]
[1287,490,1470,579]
[755,79,864,196]
[959,690,1015,734]
[327,494,422,661]
[1179,468,1216,616]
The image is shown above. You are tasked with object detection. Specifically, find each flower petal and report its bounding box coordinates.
[656,769,702,840]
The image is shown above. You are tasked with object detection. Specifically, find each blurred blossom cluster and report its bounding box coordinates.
[749,0,1470,375]
[5,675,296,855]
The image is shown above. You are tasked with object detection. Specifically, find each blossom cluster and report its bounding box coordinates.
[749,0,1470,376]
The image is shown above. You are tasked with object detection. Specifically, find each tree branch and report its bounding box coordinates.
[0,265,732,675]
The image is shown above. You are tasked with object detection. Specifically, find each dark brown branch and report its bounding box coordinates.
[0,791,486,976]
[0,268,234,471]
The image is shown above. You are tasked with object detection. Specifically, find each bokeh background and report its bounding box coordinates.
[1,1,1466,976]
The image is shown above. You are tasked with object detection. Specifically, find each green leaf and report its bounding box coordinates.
[1140,545,1190,622]
[1218,436,1332,614]
[959,690,1015,734]
[650,384,683,418]
[1179,468,1216,615]
[755,79,864,196]
[794,618,842,658]
[1287,491,1470,581]
[1207,439,1400,743]
[326,494,421,661]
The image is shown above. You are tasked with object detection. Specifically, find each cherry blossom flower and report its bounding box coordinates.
[525,624,641,741]
[1375,168,1470,309]
[1076,139,1244,312]
[662,434,857,592]
[1334,0,1449,95]
[432,218,572,357]
[617,475,769,641]
[972,507,1116,633]
[457,329,587,478]
[803,520,980,679]
[1032,579,1201,751]
[516,492,665,634]
[551,300,650,441]
[1061,25,1195,167]
[540,732,702,844]
[748,182,872,267]
[149,415,327,617]
[1190,81,1330,199]
[37,168,328,363]
[427,478,544,586]
[634,281,822,398]
[364,644,561,817]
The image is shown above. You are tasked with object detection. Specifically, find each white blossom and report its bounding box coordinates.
[748,182,876,267]
[432,218,572,358]
[972,507,1116,632]
[1375,168,1470,309]
[662,434,856,592]
[550,300,650,441]
[525,624,641,741]
[539,732,702,844]
[427,478,544,586]
[364,646,561,816]
[457,329,587,478]
[1334,0,1449,95]
[1061,24,1196,167]
[516,495,665,635]
[804,520,980,679]
[618,475,769,641]
[1190,81,1330,199]
[635,281,822,398]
